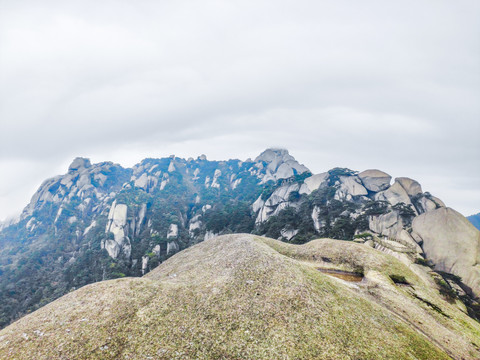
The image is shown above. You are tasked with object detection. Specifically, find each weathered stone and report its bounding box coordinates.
[396,229,423,253]
[204,230,217,241]
[335,176,368,200]
[311,206,325,232]
[255,183,300,223]
[141,255,149,275]
[358,169,391,192]
[134,173,149,190]
[396,177,422,197]
[280,228,298,241]
[412,207,480,298]
[375,181,414,208]
[189,215,202,236]
[255,148,309,184]
[68,157,91,172]
[167,224,178,239]
[300,173,329,195]
[211,169,221,188]
[416,196,438,214]
[166,241,179,255]
[252,196,265,213]
[104,201,131,258]
[368,211,405,239]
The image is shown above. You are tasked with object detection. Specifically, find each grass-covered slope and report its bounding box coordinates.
[0,234,479,359]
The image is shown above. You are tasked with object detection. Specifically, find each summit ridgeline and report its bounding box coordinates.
[0,148,479,332]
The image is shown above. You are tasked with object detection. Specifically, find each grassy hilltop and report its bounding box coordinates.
[1,234,479,359]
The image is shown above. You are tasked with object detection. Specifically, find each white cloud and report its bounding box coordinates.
[0,0,479,219]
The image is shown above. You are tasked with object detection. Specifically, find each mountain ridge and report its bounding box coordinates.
[0,148,479,330]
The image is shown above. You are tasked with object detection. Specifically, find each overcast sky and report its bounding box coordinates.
[0,0,479,220]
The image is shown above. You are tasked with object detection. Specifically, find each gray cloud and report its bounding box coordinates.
[0,0,479,219]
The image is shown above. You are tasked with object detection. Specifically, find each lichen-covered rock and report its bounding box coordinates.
[358,169,391,192]
[412,207,480,298]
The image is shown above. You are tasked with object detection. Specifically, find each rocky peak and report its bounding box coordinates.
[358,169,391,192]
[68,157,91,172]
[254,148,310,183]
[396,177,422,197]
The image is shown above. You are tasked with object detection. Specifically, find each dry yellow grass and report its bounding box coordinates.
[0,234,479,359]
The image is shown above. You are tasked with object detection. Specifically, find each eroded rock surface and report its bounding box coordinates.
[358,169,391,192]
[412,207,480,298]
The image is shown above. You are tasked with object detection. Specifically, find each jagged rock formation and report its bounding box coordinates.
[0,148,479,331]
[1,234,479,360]
[358,169,391,192]
[254,148,309,183]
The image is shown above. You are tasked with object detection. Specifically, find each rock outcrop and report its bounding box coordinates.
[300,172,329,194]
[358,169,391,192]
[334,176,368,200]
[254,148,309,183]
[0,148,474,333]
[412,207,480,298]
[396,177,422,197]
[375,181,414,208]
[103,201,131,258]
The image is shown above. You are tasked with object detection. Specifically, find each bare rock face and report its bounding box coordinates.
[358,169,391,192]
[375,181,414,208]
[396,177,422,197]
[416,196,438,213]
[280,228,298,241]
[368,211,405,239]
[412,207,480,298]
[334,176,368,200]
[311,206,325,232]
[254,148,309,184]
[167,224,178,239]
[300,172,329,195]
[255,183,300,223]
[104,201,131,259]
[166,241,179,255]
[68,157,91,172]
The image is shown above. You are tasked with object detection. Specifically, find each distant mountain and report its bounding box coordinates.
[0,148,479,330]
[1,234,479,359]
[468,213,480,230]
